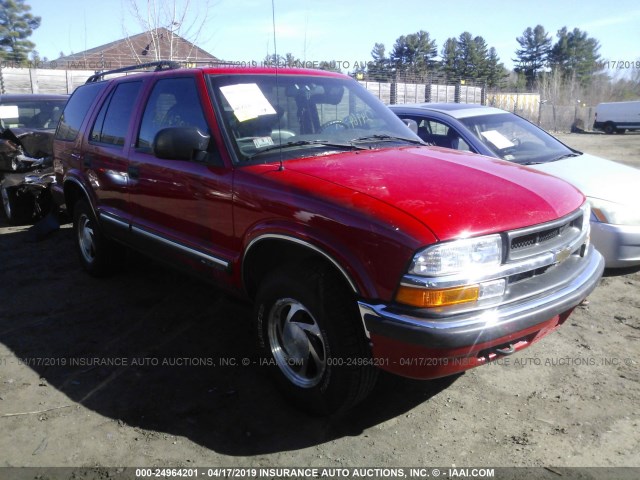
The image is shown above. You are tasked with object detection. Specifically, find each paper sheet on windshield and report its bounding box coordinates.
[0,105,19,120]
[480,130,514,150]
[220,83,276,122]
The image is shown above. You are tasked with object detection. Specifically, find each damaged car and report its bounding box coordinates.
[0,94,68,224]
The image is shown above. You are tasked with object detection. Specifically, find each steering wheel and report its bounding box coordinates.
[320,120,348,132]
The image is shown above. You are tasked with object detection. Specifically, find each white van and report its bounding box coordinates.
[593,101,640,134]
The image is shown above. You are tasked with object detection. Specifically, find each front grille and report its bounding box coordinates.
[511,222,575,251]
[507,210,584,262]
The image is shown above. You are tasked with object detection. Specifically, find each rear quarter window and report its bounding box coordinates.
[55,83,107,141]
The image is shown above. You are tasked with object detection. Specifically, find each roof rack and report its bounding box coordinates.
[85,61,181,83]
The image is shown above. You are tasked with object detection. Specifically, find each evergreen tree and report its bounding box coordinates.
[486,47,508,89]
[0,0,41,62]
[472,35,490,80]
[455,32,478,79]
[440,37,459,80]
[513,25,552,88]
[389,30,438,81]
[368,42,390,81]
[549,27,601,86]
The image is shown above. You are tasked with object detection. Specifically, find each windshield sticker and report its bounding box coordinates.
[0,105,19,119]
[480,130,514,150]
[253,136,274,148]
[220,83,276,122]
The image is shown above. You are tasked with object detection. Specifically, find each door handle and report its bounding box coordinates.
[127,164,140,180]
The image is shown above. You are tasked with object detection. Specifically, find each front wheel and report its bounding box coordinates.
[255,261,377,415]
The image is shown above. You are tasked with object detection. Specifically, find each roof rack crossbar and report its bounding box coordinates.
[85,61,181,83]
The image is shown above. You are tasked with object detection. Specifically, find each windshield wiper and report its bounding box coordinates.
[247,140,367,159]
[520,152,581,165]
[548,152,581,162]
[350,134,426,146]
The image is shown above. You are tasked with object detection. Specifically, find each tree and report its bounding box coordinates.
[123,0,212,62]
[472,35,490,80]
[440,37,458,80]
[549,27,601,86]
[486,47,508,89]
[367,42,390,81]
[439,32,504,86]
[452,32,486,80]
[389,30,438,81]
[513,25,552,89]
[0,0,41,63]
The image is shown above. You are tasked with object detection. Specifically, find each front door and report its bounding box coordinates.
[127,75,235,282]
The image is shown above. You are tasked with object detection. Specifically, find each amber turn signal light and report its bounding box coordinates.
[396,284,480,308]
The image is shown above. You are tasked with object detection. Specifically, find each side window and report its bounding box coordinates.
[426,119,449,136]
[137,77,209,150]
[55,83,107,141]
[419,118,472,151]
[90,81,142,146]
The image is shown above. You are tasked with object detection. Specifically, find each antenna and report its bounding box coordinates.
[272,0,284,171]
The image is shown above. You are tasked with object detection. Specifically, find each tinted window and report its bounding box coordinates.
[137,77,209,150]
[90,81,142,146]
[55,83,107,141]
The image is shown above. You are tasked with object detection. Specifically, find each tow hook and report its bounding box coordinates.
[495,344,516,356]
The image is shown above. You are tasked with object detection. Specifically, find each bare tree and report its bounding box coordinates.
[122,0,214,63]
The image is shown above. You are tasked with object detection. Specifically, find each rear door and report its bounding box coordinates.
[127,74,235,282]
[83,80,143,241]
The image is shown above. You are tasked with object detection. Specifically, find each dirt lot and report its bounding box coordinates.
[1,132,639,474]
[555,131,640,168]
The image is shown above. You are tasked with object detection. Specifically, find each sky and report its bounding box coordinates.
[27,0,640,74]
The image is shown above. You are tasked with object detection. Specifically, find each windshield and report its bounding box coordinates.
[0,98,67,130]
[458,112,576,164]
[207,74,422,163]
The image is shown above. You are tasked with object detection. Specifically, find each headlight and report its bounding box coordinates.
[409,234,503,277]
[588,197,640,226]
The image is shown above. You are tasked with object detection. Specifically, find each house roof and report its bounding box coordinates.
[54,28,218,69]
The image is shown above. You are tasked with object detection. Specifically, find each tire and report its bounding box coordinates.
[72,198,121,276]
[1,185,34,225]
[255,261,378,415]
[603,123,615,134]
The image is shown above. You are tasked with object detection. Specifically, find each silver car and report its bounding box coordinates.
[390,103,640,268]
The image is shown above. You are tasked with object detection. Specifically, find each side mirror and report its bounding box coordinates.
[153,127,210,161]
[401,118,419,134]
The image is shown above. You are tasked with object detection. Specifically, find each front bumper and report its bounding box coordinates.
[590,221,640,268]
[358,245,604,379]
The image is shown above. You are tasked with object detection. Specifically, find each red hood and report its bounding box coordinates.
[281,146,584,241]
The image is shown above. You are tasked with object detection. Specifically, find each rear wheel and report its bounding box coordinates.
[73,198,121,276]
[1,185,34,225]
[603,123,615,134]
[255,261,377,414]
